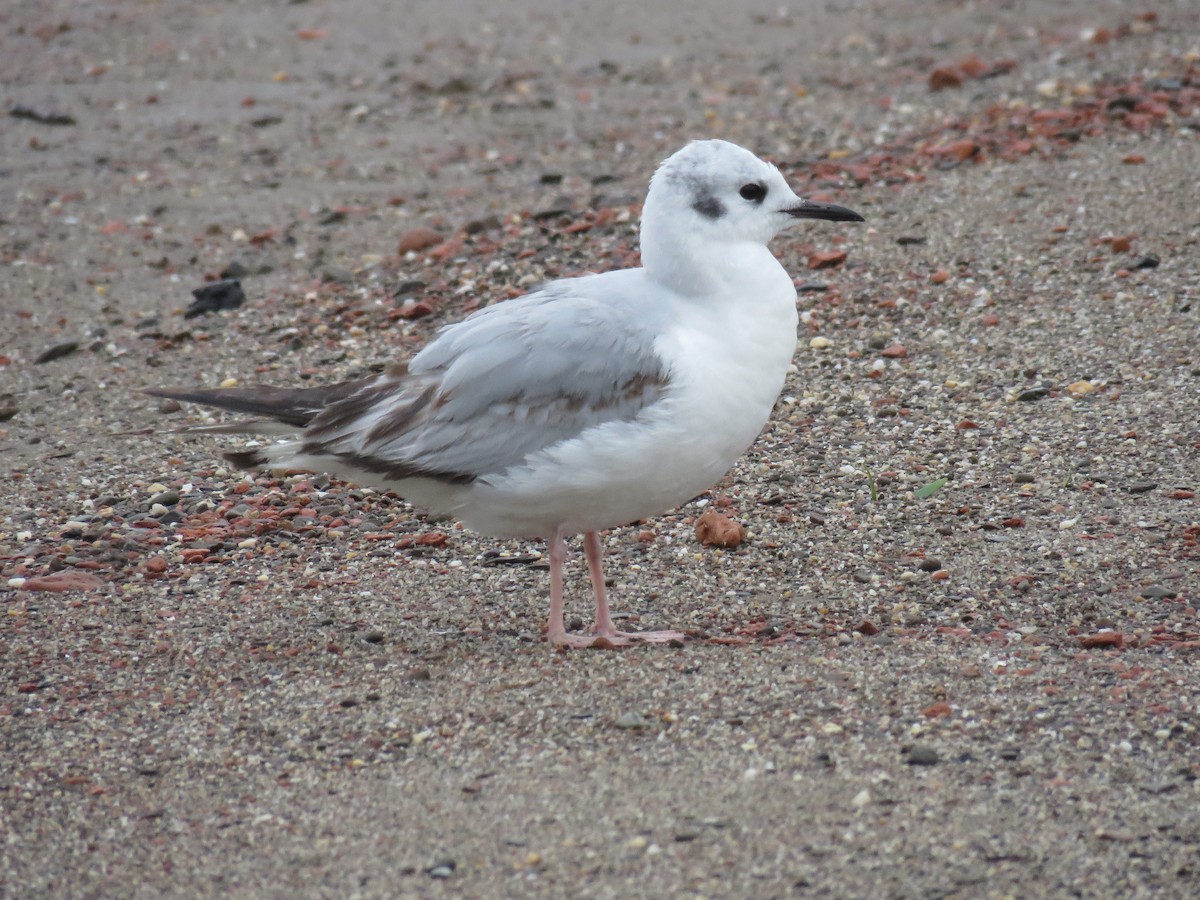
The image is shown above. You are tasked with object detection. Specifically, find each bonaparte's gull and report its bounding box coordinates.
[148,139,864,648]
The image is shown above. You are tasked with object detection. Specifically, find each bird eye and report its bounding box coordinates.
[739,182,767,203]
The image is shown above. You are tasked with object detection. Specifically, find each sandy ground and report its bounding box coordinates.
[3,0,1199,897]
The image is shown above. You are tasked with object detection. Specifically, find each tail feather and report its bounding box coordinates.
[224,448,271,470]
[145,377,377,428]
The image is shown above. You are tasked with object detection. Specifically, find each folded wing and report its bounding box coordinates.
[148,279,672,485]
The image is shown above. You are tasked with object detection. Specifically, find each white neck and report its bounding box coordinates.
[641,224,791,301]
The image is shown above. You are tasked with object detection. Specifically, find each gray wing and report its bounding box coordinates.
[301,278,671,482]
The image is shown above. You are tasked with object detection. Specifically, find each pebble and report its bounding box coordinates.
[34,341,80,365]
[1139,585,1178,600]
[219,260,250,279]
[185,279,245,319]
[614,712,649,730]
[149,490,180,507]
[426,860,456,879]
[398,227,445,254]
[906,745,940,766]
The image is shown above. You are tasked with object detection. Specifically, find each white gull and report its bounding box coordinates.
[148,139,863,648]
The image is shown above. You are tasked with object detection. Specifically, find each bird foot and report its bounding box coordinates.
[548,628,687,649]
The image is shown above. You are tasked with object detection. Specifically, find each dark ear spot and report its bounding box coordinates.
[692,194,725,219]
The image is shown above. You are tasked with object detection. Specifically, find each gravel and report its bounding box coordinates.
[2,0,1198,898]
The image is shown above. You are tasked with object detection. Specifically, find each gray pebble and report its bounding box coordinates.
[220,260,250,279]
[34,341,80,365]
[426,860,456,879]
[1139,585,1178,600]
[614,712,649,730]
[906,745,939,766]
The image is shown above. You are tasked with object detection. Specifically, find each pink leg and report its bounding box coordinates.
[544,531,687,649]
[544,530,572,645]
[544,531,607,649]
[583,531,686,646]
[584,530,618,636]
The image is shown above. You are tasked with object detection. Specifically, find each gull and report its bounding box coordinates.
[148,139,863,648]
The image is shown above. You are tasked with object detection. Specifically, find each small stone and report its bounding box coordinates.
[426,860,455,879]
[393,278,427,296]
[220,260,250,279]
[34,341,80,364]
[397,227,445,254]
[929,67,963,91]
[149,489,180,507]
[1079,632,1124,648]
[1016,386,1050,402]
[1066,380,1096,396]
[809,336,830,350]
[614,712,649,730]
[1127,481,1158,494]
[807,249,848,270]
[1139,585,1177,600]
[1133,254,1159,270]
[906,745,939,766]
[185,279,245,319]
[918,558,943,572]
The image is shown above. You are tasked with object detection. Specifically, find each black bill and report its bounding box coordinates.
[785,199,864,223]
